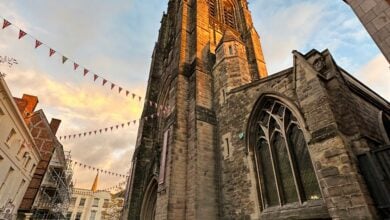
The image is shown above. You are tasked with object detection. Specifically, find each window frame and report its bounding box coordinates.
[249,98,322,211]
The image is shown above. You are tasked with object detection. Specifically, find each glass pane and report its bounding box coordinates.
[289,126,322,200]
[257,139,279,207]
[273,133,299,204]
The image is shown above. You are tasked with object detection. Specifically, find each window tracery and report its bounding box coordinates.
[251,98,322,209]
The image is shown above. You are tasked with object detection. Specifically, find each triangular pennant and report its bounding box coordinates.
[94,130,97,134]
[133,120,136,124]
[62,56,68,64]
[88,131,92,135]
[18,30,27,39]
[121,123,124,128]
[94,74,99,81]
[84,132,87,136]
[99,129,102,133]
[116,125,119,129]
[102,79,108,86]
[139,97,142,102]
[74,63,79,70]
[126,91,130,96]
[73,134,76,138]
[111,83,115,90]
[118,87,123,94]
[110,126,113,131]
[79,134,82,137]
[49,48,56,57]
[2,19,11,29]
[127,122,131,126]
[132,94,136,99]
[59,136,62,140]
[84,69,89,76]
[35,40,43,49]
[105,128,108,132]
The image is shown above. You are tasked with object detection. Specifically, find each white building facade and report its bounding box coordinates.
[67,188,111,220]
[0,77,40,220]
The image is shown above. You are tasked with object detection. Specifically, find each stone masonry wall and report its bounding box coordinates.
[345,0,390,62]
[214,50,387,219]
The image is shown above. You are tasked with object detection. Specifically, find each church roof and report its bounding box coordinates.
[91,173,99,192]
[216,29,243,49]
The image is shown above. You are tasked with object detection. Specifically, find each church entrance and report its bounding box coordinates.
[140,179,157,220]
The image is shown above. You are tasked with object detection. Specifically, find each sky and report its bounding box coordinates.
[0,0,388,191]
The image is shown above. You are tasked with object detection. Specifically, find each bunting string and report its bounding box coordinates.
[70,160,129,178]
[58,112,163,141]
[101,181,127,192]
[0,17,168,111]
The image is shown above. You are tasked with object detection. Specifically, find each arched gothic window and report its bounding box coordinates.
[223,1,236,28]
[251,98,322,209]
[208,0,217,18]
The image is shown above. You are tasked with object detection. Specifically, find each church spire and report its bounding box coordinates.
[91,172,99,192]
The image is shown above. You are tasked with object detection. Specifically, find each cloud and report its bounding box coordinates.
[250,1,326,73]
[3,67,142,189]
[356,54,390,100]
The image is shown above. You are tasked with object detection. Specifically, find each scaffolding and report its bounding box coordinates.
[32,150,73,220]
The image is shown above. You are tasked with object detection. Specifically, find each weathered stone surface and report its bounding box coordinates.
[123,1,390,219]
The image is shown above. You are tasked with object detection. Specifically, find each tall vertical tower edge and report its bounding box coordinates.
[126,0,268,219]
[124,0,390,220]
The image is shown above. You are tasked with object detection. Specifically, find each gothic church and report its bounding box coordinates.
[125,0,390,219]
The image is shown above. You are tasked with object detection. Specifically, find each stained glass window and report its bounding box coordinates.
[251,98,321,209]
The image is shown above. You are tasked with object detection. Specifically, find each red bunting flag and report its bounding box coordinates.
[132,94,136,99]
[99,129,102,133]
[84,69,89,76]
[139,97,142,102]
[62,56,68,64]
[88,131,92,135]
[127,122,131,126]
[2,19,11,29]
[121,123,124,128]
[49,48,56,57]
[110,126,113,131]
[126,91,130,96]
[105,128,108,132]
[119,87,123,94]
[111,83,115,90]
[59,136,62,140]
[18,30,27,39]
[133,120,136,124]
[84,132,87,136]
[94,131,97,134]
[74,63,79,70]
[102,79,108,86]
[35,40,43,49]
[94,74,98,81]
[116,125,119,129]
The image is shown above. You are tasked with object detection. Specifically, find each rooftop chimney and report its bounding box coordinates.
[50,119,61,135]
[22,94,39,114]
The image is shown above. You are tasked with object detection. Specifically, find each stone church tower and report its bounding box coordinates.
[125,0,390,219]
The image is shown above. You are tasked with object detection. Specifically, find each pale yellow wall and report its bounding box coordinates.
[0,77,40,218]
[68,188,111,220]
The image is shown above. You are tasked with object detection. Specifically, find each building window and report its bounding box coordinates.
[92,198,99,207]
[90,210,97,220]
[209,0,217,18]
[223,1,236,28]
[79,198,86,207]
[0,167,14,195]
[70,197,77,206]
[5,129,16,145]
[66,212,72,220]
[103,199,109,208]
[379,111,390,144]
[249,98,321,209]
[75,212,82,220]
[159,127,171,185]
